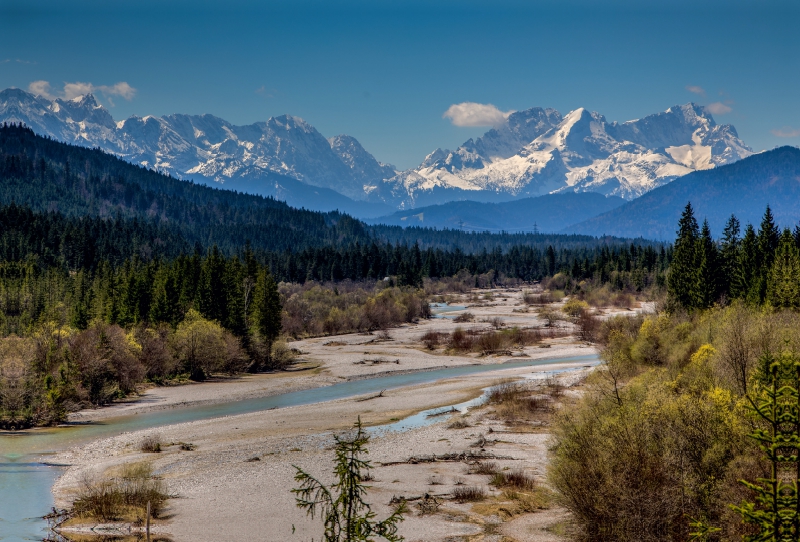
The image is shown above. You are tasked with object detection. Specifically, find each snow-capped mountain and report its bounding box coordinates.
[0,88,395,202]
[0,88,753,215]
[374,103,753,208]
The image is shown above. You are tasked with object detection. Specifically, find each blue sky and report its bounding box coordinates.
[1,0,799,169]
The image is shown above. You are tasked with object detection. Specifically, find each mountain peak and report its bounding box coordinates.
[0,87,395,204]
[377,102,753,208]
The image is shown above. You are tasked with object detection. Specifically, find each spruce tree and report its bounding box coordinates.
[754,205,781,303]
[766,229,800,309]
[293,418,406,541]
[739,224,760,305]
[668,203,700,310]
[197,245,226,323]
[696,220,721,308]
[150,267,181,326]
[254,268,281,369]
[720,214,741,298]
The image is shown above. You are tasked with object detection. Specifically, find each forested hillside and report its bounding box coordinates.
[0,124,369,252]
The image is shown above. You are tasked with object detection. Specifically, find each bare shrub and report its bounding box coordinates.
[537,308,563,328]
[134,325,177,382]
[488,381,523,404]
[485,316,504,329]
[453,312,475,323]
[452,485,486,502]
[68,322,144,404]
[420,330,447,350]
[448,327,476,351]
[140,434,162,453]
[523,291,553,306]
[577,309,601,342]
[477,331,507,355]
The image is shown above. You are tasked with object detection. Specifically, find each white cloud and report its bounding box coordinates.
[772,126,800,138]
[686,85,706,96]
[443,102,514,127]
[28,80,55,99]
[706,102,732,115]
[28,80,137,103]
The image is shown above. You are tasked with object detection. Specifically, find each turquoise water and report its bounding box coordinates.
[0,353,598,541]
[429,303,466,319]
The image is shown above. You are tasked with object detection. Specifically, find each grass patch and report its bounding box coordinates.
[452,485,486,502]
[469,461,500,475]
[73,462,169,521]
[486,380,555,424]
[490,470,537,491]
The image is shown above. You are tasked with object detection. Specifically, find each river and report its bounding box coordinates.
[0,353,598,541]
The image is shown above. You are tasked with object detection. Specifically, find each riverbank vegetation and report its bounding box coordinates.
[548,204,800,541]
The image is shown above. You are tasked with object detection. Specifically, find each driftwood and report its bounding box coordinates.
[470,434,500,448]
[380,451,515,466]
[353,358,400,365]
[355,389,386,402]
[426,407,459,418]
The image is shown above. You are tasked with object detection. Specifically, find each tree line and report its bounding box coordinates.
[668,202,800,310]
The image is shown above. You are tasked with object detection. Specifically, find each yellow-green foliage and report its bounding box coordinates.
[549,305,800,541]
[561,298,589,318]
[281,283,428,338]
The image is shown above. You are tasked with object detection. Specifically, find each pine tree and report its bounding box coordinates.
[766,229,800,309]
[668,203,700,310]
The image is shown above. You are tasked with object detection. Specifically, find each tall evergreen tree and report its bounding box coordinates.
[738,224,760,305]
[696,220,721,308]
[720,214,741,298]
[150,266,182,326]
[197,245,227,323]
[754,205,781,303]
[668,203,700,310]
[767,229,800,309]
[253,268,281,368]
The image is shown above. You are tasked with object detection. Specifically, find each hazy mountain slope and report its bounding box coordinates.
[369,193,625,233]
[564,146,800,240]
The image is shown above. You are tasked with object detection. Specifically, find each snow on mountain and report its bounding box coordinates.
[374,103,753,207]
[0,88,753,213]
[0,88,394,201]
